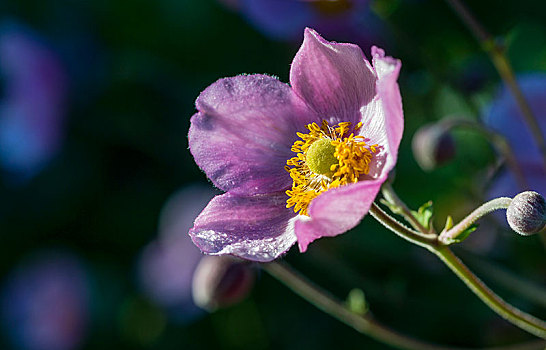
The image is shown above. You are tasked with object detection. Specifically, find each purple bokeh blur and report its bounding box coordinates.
[0,22,67,180]
[137,184,215,322]
[138,183,256,321]
[221,0,384,47]
[485,73,546,198]
[1,250,90,350]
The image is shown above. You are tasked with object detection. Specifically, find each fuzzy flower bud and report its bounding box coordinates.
[411,123,455,171]
[506,191,546,236]
[192,256,255,311]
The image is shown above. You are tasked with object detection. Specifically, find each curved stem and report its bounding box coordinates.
[462,252,546,309]
[373,195,546,338]
[263,261,546,350]
[444,0,546,169]
[433,248,546,338]
[382,182,434,233]
[369,202,437,248]
[438,197,512,244]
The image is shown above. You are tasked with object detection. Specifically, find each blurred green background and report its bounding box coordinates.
[0,0,544,349]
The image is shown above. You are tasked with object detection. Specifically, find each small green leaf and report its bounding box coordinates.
[345,288,368,316]
[443,215,454,231]
[451,224,479,243]
[411,201,434,229]
[379,198,404,215]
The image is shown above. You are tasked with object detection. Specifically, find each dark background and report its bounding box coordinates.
[0,0,544,349]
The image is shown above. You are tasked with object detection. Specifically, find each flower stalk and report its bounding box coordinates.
[433,247,546,338]
[381,182,434,233]
[368,203,437,247]
[264,261,546,349]
[438,197,512,244]
[375,189,546,339]
[462,253,546,309]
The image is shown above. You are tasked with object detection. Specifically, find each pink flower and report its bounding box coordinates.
[188,28,403,261]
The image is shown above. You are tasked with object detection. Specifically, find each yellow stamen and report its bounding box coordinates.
[285,120,378,216]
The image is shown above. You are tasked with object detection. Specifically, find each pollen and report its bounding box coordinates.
[285,120,378,216]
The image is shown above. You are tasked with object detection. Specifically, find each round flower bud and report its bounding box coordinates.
[192,256,255,311]
[506,191,546,236]
[411,124,455,171]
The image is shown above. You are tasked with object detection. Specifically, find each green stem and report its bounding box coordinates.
[444,0,546,169]
[373,199,546,338]
[438,197,512,244]
[368,202,437,248]
[382,182,434,233]
[433,248,546,338]
[462,253,546,309]
[263,261,546,350]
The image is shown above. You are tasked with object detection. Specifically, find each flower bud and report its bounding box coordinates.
[506,191,546,236]
[411,124,455,171]
[192,256,255,311]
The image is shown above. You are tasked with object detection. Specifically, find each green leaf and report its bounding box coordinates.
[443,215,454,231]
[451,224,479,243]
[345,288,368,316]
[379,198,404,215]
[411,201,434,229]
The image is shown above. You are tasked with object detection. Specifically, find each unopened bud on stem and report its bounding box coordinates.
[412,124,455,171]
[192,256,255,311]
[506,191,546,236]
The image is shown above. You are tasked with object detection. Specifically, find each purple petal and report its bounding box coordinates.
[289,28,376,126]
[360,46,403,177]
[294,47,403,252]
[484,73,546,164]
[295,178,384,252]
[189,192,297,262]
[189,74,315,196]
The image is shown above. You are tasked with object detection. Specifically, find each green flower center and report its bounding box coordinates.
[305,138,337,177]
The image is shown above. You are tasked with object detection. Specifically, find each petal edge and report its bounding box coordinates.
[290,28,376,126]
[189,192,297,262]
